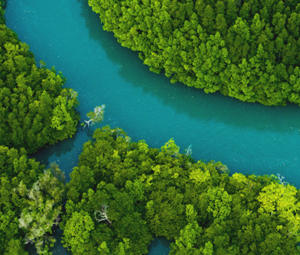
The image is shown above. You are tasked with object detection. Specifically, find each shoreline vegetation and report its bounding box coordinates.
[1,0,300,254]
[0,1,77,254]
[88,0,300,106]
[0,0,80,154]
[61,126,300,255]
[3,123,300,255]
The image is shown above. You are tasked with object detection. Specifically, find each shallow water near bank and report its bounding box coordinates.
[4,0,300,254]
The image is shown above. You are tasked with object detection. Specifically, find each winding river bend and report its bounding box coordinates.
[5,0,300,254]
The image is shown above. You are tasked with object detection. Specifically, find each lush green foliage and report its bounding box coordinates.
[0,3,79,153]
[0,2,77,254]
[61,127,153,254]
[62,126,300,254]
[82,105,105,128]
[0,0,5,25]
[89,0,300,106]
[0,146,65,255]
[2,0,300,253]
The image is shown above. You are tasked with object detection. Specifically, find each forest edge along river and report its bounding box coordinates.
[4,0,300,254]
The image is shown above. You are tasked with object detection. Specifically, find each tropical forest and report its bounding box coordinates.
[1,0,300,254]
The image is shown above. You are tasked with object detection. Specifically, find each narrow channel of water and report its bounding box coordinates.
[5,0,300,254]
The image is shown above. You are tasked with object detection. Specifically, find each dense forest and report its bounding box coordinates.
[88,0,300,106]
[0,146,66,255]
[0,1,75,254]
[2,0,300,254]
[62,126,300,254]
[2,123,300,254]
[0,0,79,154]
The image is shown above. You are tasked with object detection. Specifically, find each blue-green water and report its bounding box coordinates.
[4,0,300,254]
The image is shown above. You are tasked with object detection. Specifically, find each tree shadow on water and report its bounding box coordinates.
[29,127,93,172]
[26,225,72,255]
[29,133,77,167]
[77,0,300,134]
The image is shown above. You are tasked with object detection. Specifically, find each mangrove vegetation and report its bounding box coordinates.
[2,0,300,254]
[88,0,300,106]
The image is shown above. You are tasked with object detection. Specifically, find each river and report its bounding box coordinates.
[5,0,300,254]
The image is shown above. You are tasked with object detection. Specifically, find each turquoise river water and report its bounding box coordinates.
[4,0,300,254]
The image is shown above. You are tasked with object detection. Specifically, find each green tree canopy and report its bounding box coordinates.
[62,126,300,254]
[0,6,79,153]
[89,0,300,106]
[0,146,65,255]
